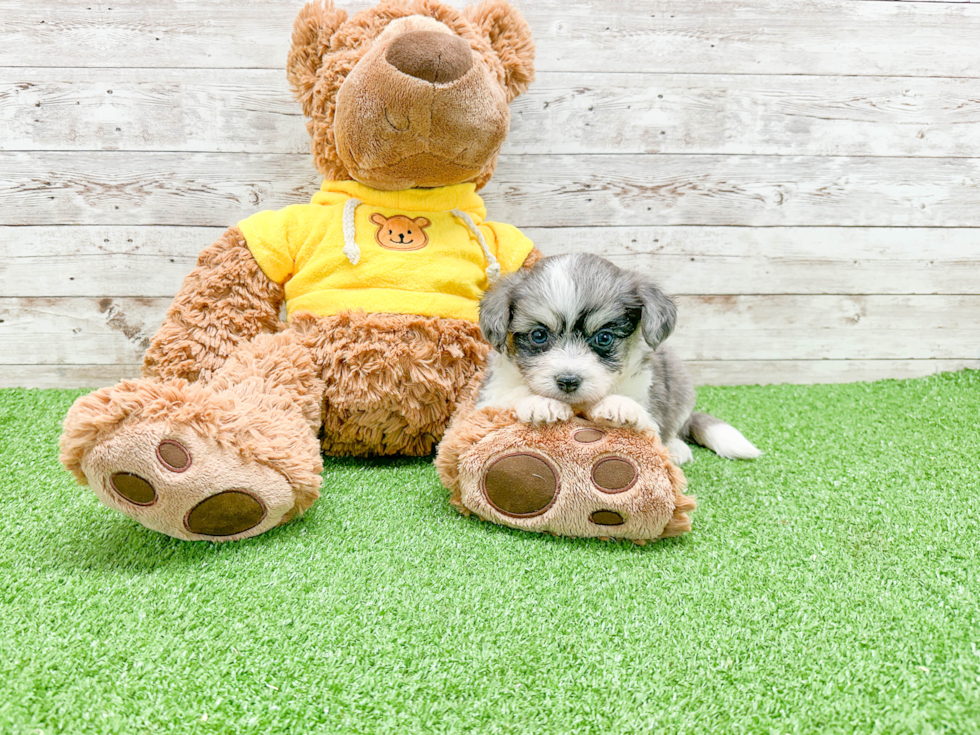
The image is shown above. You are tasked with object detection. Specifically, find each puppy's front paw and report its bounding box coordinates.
[587,396,659,434]
[515,395,574,426]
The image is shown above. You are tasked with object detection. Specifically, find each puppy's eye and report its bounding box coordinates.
[529,328,550,345]
[592,330,615,348]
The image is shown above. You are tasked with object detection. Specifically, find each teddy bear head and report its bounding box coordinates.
[287,0,535,191]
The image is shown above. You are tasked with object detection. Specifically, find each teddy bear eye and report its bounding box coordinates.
[389,230,393,235]
[407,230,412,234]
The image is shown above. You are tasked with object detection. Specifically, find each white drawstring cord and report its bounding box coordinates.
[451,208,501,282]
[342,197,362,265]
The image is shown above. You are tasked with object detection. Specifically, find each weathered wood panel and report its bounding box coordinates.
[8,69,980,159]
[0,152,315,227]
[0,364,144,389]
[0,69,308,153]
[2,0,977,387]
[534,227,980,296]
[514,73,980,158]
[3,0,980,78]
[4,226,978,298]
[3,296,976,366]
[6,151,980,228]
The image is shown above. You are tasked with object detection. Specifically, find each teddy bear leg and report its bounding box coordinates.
[290,312,489,457]
[437,414,696,543]
[60,330,325,541]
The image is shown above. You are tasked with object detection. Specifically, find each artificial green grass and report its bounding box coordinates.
[1,371,978,734]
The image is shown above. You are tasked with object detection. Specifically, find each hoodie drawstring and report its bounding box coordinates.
[450,209,501,283]
[342,197,362,265]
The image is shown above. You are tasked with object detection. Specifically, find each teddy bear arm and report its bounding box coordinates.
[141,226,284,384]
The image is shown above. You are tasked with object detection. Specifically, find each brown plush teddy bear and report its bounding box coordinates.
[59,0,693,543]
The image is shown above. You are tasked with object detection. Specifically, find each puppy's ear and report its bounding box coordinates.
[636,278,677,349]
[479,271,525,351]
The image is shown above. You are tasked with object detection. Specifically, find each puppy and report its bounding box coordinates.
[476,253,760,464]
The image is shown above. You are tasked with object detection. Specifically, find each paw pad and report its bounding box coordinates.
[110,473,157,506]
[184,490,267,537]
[482,453,558,517]
[455,419,693,542]
[83,421,303,541]
[591,457,638,493]
[156,440,191,472]
[590,510,625,526]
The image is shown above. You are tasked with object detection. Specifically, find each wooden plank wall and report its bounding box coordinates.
[1,0,978,388]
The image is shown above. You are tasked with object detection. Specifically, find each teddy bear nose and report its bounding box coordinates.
[385,30,473,84]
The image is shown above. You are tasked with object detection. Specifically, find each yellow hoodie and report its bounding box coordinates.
[238,181,534,323]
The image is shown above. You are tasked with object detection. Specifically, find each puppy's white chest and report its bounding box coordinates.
[612,346,654,403]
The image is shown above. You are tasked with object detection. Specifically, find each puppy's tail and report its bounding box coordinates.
[680,413,762,460]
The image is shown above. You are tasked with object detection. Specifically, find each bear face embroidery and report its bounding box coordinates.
[369,213,431,251]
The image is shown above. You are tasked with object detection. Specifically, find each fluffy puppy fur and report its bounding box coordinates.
[476,253,761,464]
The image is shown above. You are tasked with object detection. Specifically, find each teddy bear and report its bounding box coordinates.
[59,0,694,544]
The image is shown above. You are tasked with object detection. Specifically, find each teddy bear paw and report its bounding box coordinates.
[454,420,695,542]
[78,422,307,541]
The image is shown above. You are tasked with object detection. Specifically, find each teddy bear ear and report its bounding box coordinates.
[463,0,535,103]
[370,213,387,225]
[287,0,349,116]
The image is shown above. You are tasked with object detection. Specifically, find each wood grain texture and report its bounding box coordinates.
[4,226,978,298]
[0,364,144,389]
[532,226,980,296]
[3,0,980,78]
[0,152,315,227]
[513,73,980,158]
[0,69,308,153]
[2,0,978,387]
[8,69,980,159]
[525,0,980,77]
[3,296,976,366]
[6,151,980,228]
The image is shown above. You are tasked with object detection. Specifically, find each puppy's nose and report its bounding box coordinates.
[385,31,474,84]
[555,374,582,394]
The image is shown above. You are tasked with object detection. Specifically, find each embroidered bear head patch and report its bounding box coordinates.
[370,213,431,251]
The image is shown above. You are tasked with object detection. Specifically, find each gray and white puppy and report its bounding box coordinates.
[476,253,760,464]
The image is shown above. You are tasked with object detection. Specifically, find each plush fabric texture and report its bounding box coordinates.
[58,0,547,541]
[292,311,490,457]
[142,227,285,384]
[286,0,534,189]
[60,331,327,541]
[238,181,534,322]
[436,389,696,543]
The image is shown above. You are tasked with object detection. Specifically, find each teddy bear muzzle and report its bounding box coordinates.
[333,27,510,190]
[385,30,473,84]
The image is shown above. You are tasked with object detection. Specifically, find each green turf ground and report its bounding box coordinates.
[1,371,978,734]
